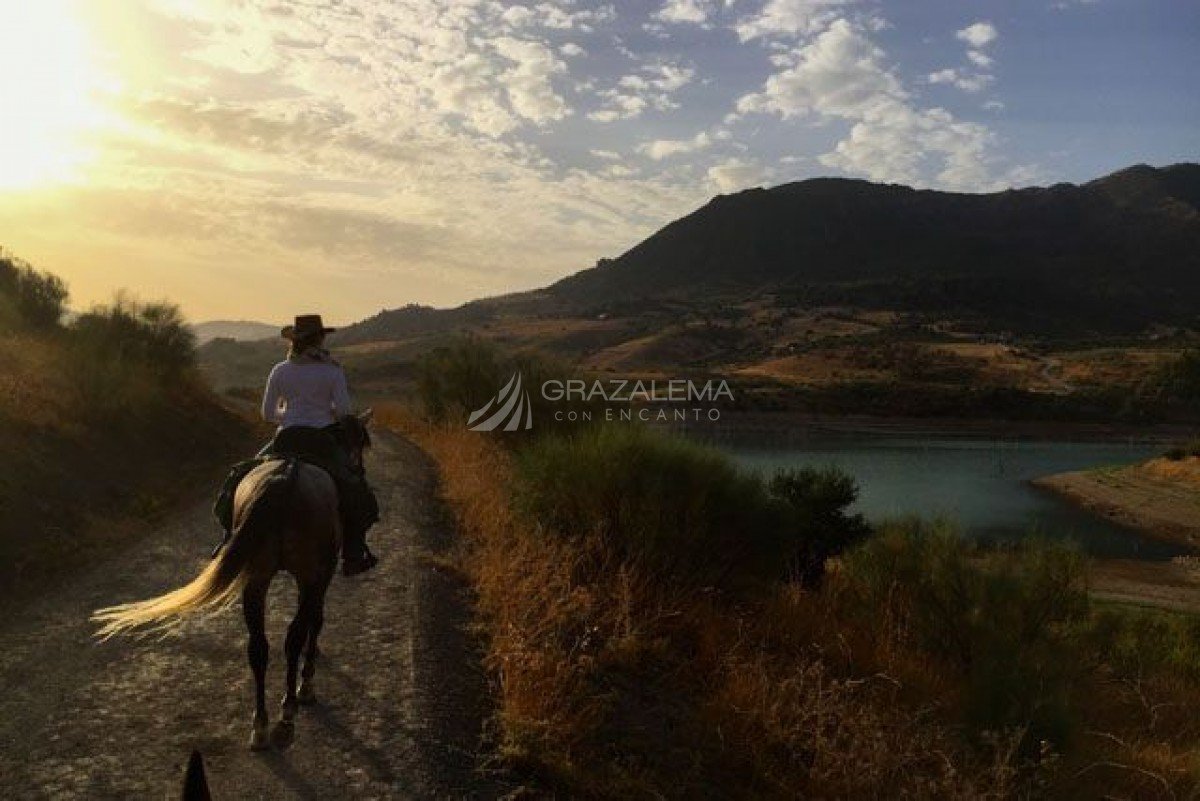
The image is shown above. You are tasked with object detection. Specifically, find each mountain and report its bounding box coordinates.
[191,320,278,344]
[544,163,1200,333]
[333,163,1200,344]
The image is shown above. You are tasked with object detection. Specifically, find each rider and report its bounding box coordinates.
[215,314,379,576]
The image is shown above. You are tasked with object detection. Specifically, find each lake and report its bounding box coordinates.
[704,428,1182,560]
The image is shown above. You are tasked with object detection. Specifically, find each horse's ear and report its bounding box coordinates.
[182,750,211,801]
[359,408,374,427]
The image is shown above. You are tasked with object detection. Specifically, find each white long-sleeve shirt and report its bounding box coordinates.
[261,356,353,429]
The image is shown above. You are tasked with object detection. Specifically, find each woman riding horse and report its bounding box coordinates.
[93,315,379,748]
[214,314,379,576]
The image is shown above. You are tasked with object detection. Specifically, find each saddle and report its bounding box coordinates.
[212,427,378,536]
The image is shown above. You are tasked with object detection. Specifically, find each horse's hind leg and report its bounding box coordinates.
[243,580,271,751]
[298,582,328,705]
[277,583,319,737]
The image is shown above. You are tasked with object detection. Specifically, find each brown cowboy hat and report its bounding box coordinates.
[281,314,336,340]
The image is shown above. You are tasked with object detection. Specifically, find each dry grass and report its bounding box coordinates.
[379,404,1034,798]
[0,331,254,599]
[377,401,1200,798]
[0,333,76,429]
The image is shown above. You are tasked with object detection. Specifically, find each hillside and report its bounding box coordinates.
[1,253,254,598]
[201,164,1200,422]
[547,163,1200,333]
[191,319,277,344]
[333,162,1200,344]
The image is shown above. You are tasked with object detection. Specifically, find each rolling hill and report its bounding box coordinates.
[201,164,1199,422]
[334,162,1200,344]
[192,319,278,344]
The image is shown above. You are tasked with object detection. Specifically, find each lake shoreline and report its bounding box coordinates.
[683,410,1191,444]
[1032,459,1200,551]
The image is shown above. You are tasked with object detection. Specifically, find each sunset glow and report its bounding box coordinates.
[0,2,110,189]
[0,1,1195,323]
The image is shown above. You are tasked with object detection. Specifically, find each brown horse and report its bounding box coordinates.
[93,412,373,750]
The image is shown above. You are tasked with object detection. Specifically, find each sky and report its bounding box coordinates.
[0,0,1196,324]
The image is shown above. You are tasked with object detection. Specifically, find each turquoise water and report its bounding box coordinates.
[708,429,1182,560]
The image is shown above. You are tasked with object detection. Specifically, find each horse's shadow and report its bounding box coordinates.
[257,653,410,798]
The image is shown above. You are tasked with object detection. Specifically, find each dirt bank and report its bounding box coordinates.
[1033,457,1200,549]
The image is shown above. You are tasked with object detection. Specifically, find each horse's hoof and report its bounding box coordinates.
[280,698,298,724]
[271,720,295,749]
[297,681,316,705]
[249,726,270,751]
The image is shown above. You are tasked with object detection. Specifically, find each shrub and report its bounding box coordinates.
[0,252,68,331]
[842,520,1090,751]
[515,425,866,589]
[70,293,196,377]
[417,336,506,423]
[416,336,594,437]
[1084,604,1200,685]
[1140,350,1200,413]
[770,467,871,586]
[67,294,197,417]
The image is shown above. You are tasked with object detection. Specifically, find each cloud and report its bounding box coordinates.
[967,50,993,68]
[638,131,713,160]
[588,62,696,122]
[735,0,852,41]
[927,68,994,93]
[708,157,766,191]
[654,0,711,25]
[928,22,999,97]
[493,37,571,125]
[735,19,904,120]
[956,22,998,48]
[735,17,1017,190]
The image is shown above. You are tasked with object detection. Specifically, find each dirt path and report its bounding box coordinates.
[1090,559,1200,614]
[0,432,510,799]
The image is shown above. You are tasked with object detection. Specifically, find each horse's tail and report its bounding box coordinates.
[92,459,297,640]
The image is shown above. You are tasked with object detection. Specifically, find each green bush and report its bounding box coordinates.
[417,336,593,437]
[1083,604,1200,684]
[0,252,68,331]
[514,425,867,588]
[70,293,196,377]
[66,294,196,417]
[843,520,1090,751]
[770,467,871,586]
[417,336,506,423]
[1141,350,1200,413]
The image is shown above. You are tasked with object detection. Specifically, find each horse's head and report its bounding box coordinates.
[337,408,374,471]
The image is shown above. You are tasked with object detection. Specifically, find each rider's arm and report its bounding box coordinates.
[261,364,283,423]
[331,367,352,418]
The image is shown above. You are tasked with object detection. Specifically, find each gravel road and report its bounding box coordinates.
[0,432,509,800]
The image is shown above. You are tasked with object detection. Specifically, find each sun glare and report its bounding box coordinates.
[0,1,109,190]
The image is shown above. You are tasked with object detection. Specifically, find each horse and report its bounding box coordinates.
[93,411,374,751]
